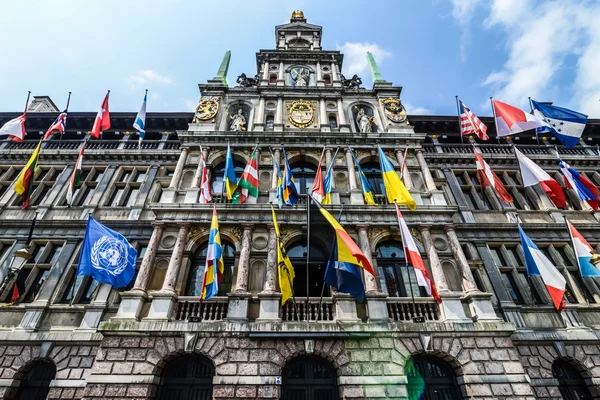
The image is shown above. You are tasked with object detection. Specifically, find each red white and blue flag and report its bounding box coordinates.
[557,156,598,211]
[519,225,566,311]
[474,148,513,203]
[515,148,566,208]
[43,110,68,140]
[459,99,488,140]
[492,100,544,137]
[567,220,600,278]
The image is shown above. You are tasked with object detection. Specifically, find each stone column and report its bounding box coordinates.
[337,99,347,126]
[358,226,389,321]
[444,225,479,293]
[275,97,283,130]
[161,224,190,293]
[396,148,413,190]
[319,99,328,130]
[316,61,323,85]
[169,147,189,189]
[419,226,449,293]
[345,148,358,190]
[325,147,339,204]
[357,226,378,293]
[416,149,436,192]
[331,62,339,81]
[234,224,253,293]
[262,60,269,81]
[132,224,165,293]
[270,148,281,188]
[278,61,284,84]
[254,98,265,131]
[192,147,209,189]
[257,224,281,321]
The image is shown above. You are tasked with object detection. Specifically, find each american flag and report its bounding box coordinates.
[43,110,68,140]
[459,99,488,141]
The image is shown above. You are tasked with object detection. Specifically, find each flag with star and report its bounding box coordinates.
[532,100,587,148]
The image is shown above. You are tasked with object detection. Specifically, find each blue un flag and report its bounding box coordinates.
[77,216,137,288]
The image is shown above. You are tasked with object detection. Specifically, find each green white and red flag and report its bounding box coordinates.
[67,142,85,206]
[231,149,259,204]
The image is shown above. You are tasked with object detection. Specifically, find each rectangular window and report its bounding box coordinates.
[110,187,125,207]
[489,247,506,267]
[501,272,524,304]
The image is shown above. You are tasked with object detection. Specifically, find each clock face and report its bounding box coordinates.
[287,100,315,128]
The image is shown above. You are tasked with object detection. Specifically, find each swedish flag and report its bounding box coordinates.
[271,206,295,305]
[201,205,224,300]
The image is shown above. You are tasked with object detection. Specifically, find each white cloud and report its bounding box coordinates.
[128,70,173,88]
[404,103,434,115]
[450,0,483,61]
[336,42,391,78]
[481,0,600,116]
[150,92,161,101]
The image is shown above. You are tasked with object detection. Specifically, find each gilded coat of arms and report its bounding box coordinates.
[193,96,221,122]
[287,99,315,128]
[380,97,407,123]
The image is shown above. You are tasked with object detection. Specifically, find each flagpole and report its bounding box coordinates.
[528,97,541,154]
[395,202,418,319]
[490,97,500,146]
[456,96,464,145]
[564,217,591,305]
[317,203,343,320]
[23,91,31,117]
[101,90,110,143]
[400,146,408,181]
[58,92,72,150]
[306,192,311,319]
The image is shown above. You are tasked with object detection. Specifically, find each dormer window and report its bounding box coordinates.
[269,74,277,84]
[323,75,331,85]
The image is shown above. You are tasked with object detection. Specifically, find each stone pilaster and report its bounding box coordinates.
[337,98,348,131]
[444,225,479,293]
[169,147,189,189]
[234,225,254,293]
[395,148,413,190]
[275,97,283,131]
[319,98,329,131]
[346,147,364,205]
[416,149,435,192]
[357,225,389,322]
[258,224,281,321]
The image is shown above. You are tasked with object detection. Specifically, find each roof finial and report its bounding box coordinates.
[366,51,385,83]
[213,50,231,87]
[291,10,305,22]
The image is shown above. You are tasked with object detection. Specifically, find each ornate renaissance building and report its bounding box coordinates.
[2,10,600,400]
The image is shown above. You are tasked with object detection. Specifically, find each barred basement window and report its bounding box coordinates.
[13,167,63,207]
[107,167,147,207]
[61,167,105,207]
[16,242,64,304]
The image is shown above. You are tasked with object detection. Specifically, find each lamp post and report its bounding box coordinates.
[0,213,37,300]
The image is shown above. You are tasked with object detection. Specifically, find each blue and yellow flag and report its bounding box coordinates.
[224,144,237,200]
[349,148,376,205]
[201,205,224,300]
[279,148,298,206]
[271,206,295,305]
[318,203,375,302]
[378,146,416,210]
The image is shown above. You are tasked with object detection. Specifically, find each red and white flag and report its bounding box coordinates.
[198,148,212,204]
[515,148,566,208]
[0,114,27,142]
[396,204,441,303]
[91,92,110,139]
[492,100,544,137]
[459,99,488,140]
[311,152,325,203]
[474,148,513,203]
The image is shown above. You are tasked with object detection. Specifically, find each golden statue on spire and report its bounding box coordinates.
[291,10,305,20]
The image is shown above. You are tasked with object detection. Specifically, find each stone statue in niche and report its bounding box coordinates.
[228,108,247,132]
[341,74,362,89]
[236,73,259,87]
[355,107,375,133]
[291,67,310,87]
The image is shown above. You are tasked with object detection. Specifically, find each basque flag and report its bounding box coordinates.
[532,100,587,148]
[474,148,513,203]
[557,156,598,211]
[492,100,544,137]
[515,148,566,208]
[567,220,600,278]
[519,225,566,311]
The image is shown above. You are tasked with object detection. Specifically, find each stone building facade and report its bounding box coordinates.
[1,10,600,400]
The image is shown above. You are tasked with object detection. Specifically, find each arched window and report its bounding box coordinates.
[156,355,214,400]
[14,360,56,400]
[265,115,275,130]
[185,241,235,296]
[211,159,245,195]
[269,74,277,84]
[553,359,593,400]
[328,114,337,129]
[287,240,329,297]
[323,75,332,85]
[290,162,316,195]
[361,162,384,195]
[376,241,427,298]
[406,355,461,400]
[282,356,338,400]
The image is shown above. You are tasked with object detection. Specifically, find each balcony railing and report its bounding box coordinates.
[282,298,334,321]
[1,139,180,151]
[423,143,593,156]
[386,298,441,322]
[174,297,228,321]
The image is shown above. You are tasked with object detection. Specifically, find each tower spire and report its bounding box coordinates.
[213,50,231,86]
[366,51,385,83]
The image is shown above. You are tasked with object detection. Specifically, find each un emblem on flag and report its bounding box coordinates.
[91,235,129,276]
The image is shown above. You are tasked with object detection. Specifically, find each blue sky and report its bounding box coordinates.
[0,0,598,117]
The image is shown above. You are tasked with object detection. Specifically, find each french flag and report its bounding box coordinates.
[311,153,325,203]
[492,100,544,137]
[558,156,598,211]
[474,148,514,203]
[515,148,566,208]
[396,204,441,302]
[519,225,566,311]
[567,220,600,278]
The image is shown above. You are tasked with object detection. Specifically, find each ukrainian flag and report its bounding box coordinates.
[349,148,376,205]
[280,148,298,206]
[318,203,375,302]
[224,144,237,200]
[378,146,416,210]
[322,162,333,205]
[201,205,224,300]
[271,206,295,305]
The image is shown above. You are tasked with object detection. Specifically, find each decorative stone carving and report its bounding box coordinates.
[367,228,387,247]
[340,74,362,89]
[380,97,407,123]
[287,99,315,128]
[355,107,374,133]
[290,67,310,87]
[189,226,209,243]
[193,96,221,122]
[227,108,247,132]
[253,235,268,250]
[223,226,242,244]
[236,73,259,87]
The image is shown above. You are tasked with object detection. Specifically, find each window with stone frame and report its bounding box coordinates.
[154,166,176,203]
[265,115,275,130]
[58,243,99,304]
[496,170,539,210]
[12,166,63,207]
[376,241,427,298]
[106,167,148,207]
[59,166,105,207]
[0,241,16,273]
[12,241,64,303]
[0,166,20,199]
[488,243,595,307]
[453,170,494,210]
[559,169,600,211]
[461,243,488,293]
[210,159,245,197]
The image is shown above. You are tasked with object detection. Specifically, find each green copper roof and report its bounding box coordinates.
[214,50,231,86]
[366,51,385,83]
